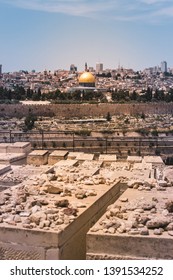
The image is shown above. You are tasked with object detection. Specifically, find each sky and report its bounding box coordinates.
[0,0,173,72]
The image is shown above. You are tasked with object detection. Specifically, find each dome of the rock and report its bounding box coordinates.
[79,72,95,87]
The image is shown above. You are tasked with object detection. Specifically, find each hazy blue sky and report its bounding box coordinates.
[0,0,173,72]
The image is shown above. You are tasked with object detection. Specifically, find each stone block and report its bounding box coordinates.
[48,150,68,165]
[46,248,60,260]
[7,142,31,154]
[54,159,78,168]
[27,150,49,165]
[143,156,164,167]
[99,154,117,162]
[67,152,84,159]
[0,153,26,165]
[0,144,11,153]
[76,153,94,161]
[127,156,142,163]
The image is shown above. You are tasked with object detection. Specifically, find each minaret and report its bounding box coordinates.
[85,62,87,71]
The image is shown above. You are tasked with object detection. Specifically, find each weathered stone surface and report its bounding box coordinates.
[29,211,47,225]
[0,197,5,206]
[165,200,173,213]
[75,189,86,199]
[3,215,14,223]
[14,215,22,223]
[15,205,24,214]
[117,225,126,233]
[90,226,100,232]
[110,208,121,217]
[133,183,139,189]
[22,224,33,229]
[156,186,166,191]
[45,184,63,194]
[54,199,69,208]
[158,180,167,187]
[86,190,97,196]
[119,197,128,202]
[150,208,157,214]
[108,227,115,234]
[138,186,144,191]
[140,202,156,211]
[63,208,78,216]
[140,228,149,235]
[146,217,171,229]
[84,180,94,185]
[153,228,163,235]
[45,209,59,214]
[128,229,139,235]
[144,187,151,191]
[162,209,169,216]
[166,222,173,231]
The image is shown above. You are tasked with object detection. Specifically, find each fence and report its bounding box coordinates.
[0,130,171,158]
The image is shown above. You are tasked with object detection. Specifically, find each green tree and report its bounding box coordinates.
[24,114,37,130]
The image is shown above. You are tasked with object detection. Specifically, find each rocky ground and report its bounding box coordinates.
[0,163,117,232]
[1,158,173,238]
[90,179,173,237]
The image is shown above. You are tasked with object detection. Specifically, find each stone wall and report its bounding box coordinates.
[1,103,173,118]
[0,181,121,260]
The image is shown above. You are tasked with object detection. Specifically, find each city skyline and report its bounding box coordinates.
[0,0,173,72]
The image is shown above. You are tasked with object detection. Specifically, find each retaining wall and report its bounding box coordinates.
[1,103,173,118]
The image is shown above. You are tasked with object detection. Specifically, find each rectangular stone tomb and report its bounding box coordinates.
[143,156,164,167]
[0,144,12,153]
[127,156,142,163]
[7,142,31,154]
[48,150,69,165]
[67,152,84,160]
[0,165,11,175]
[76,153,94,161]
[0,153,26,165]
[0,181,121,260]
[27,150,49,165]
[99,154,117,163]
[86,188,173,260]
[53,159,78,168]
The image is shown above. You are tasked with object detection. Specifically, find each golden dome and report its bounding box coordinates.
[79,72,95,84]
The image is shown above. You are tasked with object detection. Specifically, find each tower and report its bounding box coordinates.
[85,62,88,71]
[0,65,2,76]
[96,63,103,73]
[161,61,167,73]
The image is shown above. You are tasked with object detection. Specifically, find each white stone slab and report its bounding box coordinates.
[127,156,142,163]
[99,154,117,162]
[67,152,84,159]
[7,142,31,154]
[0,153,26,165]
[54,159,78,168]
[48,150,69,165]
[76,153,94,161]
[143,156,163,164]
